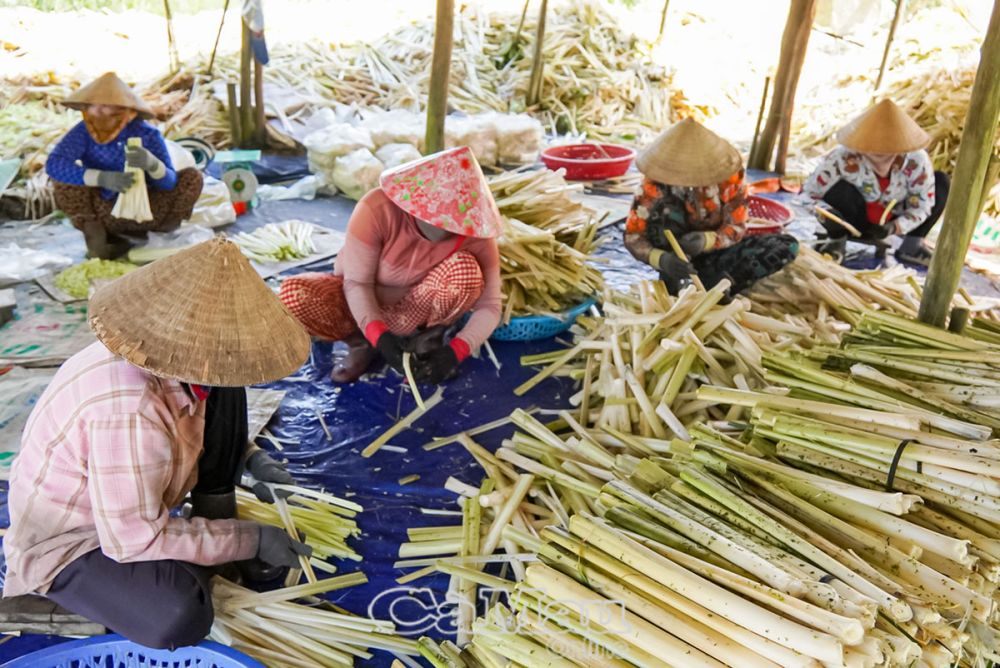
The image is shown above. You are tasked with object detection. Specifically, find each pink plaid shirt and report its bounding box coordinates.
[3,342,259,597]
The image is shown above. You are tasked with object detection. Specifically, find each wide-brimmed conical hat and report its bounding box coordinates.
[635,118,743,187]
[379,146,502,239]
[63,72,155,119]
[837,99,930,154]
[88,238,310,386]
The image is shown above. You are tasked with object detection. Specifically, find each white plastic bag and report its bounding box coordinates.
[362,109,424,150]
[491,113,544,164]
[446,115,499,167]
[376,143,422,170]
[333,149,384,201]
[257,175,322,201]
[187,177,236,229]
[0,243,73,286]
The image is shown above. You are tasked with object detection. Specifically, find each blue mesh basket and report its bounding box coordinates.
[1,635,264,668]
[491,298,597,342]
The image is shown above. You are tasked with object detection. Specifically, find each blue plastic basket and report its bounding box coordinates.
[1,635,264,668]
[491,298,597,342]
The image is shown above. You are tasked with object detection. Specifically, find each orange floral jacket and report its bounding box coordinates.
[625,172,749,256]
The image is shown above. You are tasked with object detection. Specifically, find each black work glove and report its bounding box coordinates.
[376,331,408,373]
[256,525,312,568]
[246,450,294,503]
[96,170,136,193]
[658,251,694,282]
[868,222,892,240]
[412,345,459,384]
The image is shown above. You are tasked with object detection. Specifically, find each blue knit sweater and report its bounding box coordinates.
[46,119,177,200]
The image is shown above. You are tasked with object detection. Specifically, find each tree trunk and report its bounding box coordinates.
[874,0,905,91]
[526,0,549,107]
[239,21,254,147]
[919,0,1000,326]
[424,0,455,155]
[747,0,817,172]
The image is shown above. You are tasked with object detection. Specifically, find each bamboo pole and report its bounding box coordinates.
[226,83,241,147]
[748,75,770,162]
[163,0,179,73]
[239,20,254,148]
[874,0,905,91]
[919,0,1000,326]
[207,0,231,76]
[526,0,549,107]
[656,0,671,44]
[424,0,454,155]
[747,0,817,172]
[254,57,266,147]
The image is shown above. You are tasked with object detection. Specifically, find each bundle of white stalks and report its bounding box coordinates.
[110,137,153,223]
[232,220,317,264]
[210,576,420,667]
[235,485,364,579]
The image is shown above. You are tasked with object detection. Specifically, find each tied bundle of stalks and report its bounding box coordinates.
[110,138,152,223]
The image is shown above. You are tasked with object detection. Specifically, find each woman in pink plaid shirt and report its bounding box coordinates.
[3,239,311,649]
[279,147,503,384]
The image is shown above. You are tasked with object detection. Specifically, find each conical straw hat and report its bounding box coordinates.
[63,72,155,119]
[88,238,310,387]
[837,99,930,154]
[635,118,743,187]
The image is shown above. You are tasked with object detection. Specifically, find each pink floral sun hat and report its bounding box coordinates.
[379,146,502,239]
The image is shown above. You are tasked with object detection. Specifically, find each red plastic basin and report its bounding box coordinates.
[540,143,636,181]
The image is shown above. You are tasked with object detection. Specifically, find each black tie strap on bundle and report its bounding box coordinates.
[885,439,919,491]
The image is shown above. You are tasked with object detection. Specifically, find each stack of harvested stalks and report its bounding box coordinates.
[489,167,605,321]
[404,305,1000,666]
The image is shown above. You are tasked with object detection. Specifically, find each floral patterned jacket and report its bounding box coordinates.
[803,146,936,235]
[624,172,748,265]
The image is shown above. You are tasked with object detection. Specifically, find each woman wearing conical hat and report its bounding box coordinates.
[280,146,503,384]
[46,72,204,259]
[625,118,799,295]
[3,239,311,649]
[804,99,947,265]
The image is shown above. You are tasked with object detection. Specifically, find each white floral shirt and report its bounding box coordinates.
[804,146,936,235]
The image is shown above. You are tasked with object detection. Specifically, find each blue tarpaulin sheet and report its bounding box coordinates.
[3,171,999,666]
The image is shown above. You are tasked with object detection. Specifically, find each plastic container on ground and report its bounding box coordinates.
[0,634,264,668]
[491,298,597,341]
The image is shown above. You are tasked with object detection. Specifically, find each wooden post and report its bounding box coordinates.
[226,82,241,147]
[975,153,1000,222]
[526,0,549,107]
[749,75,770,162]
[948,307,970,333]
[656,0,671,44]
[919,0,1000,326]
[747,0,817,172]
[253,58,266,147]
[207,0,231,76]
[163,0,179,73]
[874,0,905,91]
[239,21,254,148]
[424,0,454,155]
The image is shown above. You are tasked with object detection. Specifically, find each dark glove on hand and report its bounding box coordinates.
[125,145,159,173]
[96,170,136,193]
[869,222,892,240]
[413,345,459,384]
[376,331,408,372]
[657,252,695,284]
[256,525,312,568]
[678,232,708,258]
[247,450,294,503]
